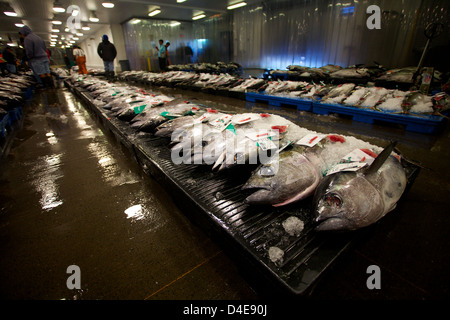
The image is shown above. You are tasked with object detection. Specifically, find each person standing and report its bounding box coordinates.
[97,34,117,80]
[155,39,167,72]
[2,46,17,74]
[73,45,88,74]
[19,25,53,88]
[165,42,171,68]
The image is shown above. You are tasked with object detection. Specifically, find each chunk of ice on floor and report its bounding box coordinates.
[282,216,304,236]
[268,246,284,264]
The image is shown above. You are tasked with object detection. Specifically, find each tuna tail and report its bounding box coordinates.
[364,141,397,176]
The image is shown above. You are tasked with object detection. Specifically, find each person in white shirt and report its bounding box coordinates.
[73,46,87,74]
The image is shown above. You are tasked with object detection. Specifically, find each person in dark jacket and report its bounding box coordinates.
[2,46,17,74]
[19,25,54,88]
[97,34,117,80]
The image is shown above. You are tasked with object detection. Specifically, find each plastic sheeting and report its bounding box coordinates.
[122,0,450,71]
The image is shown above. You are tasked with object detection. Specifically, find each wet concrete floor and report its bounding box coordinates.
[0,81,449,300]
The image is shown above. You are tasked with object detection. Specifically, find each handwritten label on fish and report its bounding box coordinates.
[194,113,214,123]
[231,113,261,125]
[257,138,277,151]
[326,162,367,176]
[295,134,326,147]
[208,114,233,131]
[342,149,375,165]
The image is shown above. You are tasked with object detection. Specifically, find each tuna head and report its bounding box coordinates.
[242,150,321,207]
[312,172,385,231]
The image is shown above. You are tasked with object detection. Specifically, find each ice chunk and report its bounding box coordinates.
[282,216,304,236]
[268,246,284,264]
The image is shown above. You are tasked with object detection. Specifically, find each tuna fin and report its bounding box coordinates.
[364,141,397,176]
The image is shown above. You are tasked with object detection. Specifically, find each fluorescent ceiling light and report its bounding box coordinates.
[227,2,247,10]
[102,2,115,8]
[148,9,161,16]
[64,27,70,32]
[76,32,83,36]
[15,23,25,28]
[53,1,65,13]
[51,34,58,37]
[177,0,187,3]
[7,43,17,47]
[82,26,91,31]
[4,11,18,17]
[131,19,141,24]
[70,40,75,43]
[52,20,62,25]
[170,21,181,27]
[51,29,60,32]
[89,11,99,22]
[192,14,206,20]
[72,37,79,40]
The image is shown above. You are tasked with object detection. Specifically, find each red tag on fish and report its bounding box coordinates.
[191,106,199,111]
[327,135,346,143]
[207,108,218,113]
[260,113,270,118]
[271,125,287,133]
[360,148,378,158]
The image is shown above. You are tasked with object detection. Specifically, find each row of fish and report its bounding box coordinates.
[115,70,449,116]
[70,74,411,232]
[267,81,449,115]
[167,62,243,75]
[0,72,36,118]
[282,64,443,84]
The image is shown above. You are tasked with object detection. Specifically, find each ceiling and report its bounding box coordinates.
[0,0,262,47]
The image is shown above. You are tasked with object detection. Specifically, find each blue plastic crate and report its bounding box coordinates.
[246,92,312,111]
[7,107,23,123]
[312,102,447,134]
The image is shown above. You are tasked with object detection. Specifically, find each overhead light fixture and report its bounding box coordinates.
[227,1,247,10]
[102,2,115,8]
[4,11,17,16]
[51,28,60,32]
[52,20,62,25]
[177,0,187,3]
[76,32,83,36]
[192,13,206,20]
[7,43,17,47]
[148,9,161,17]
[53,1,65,13]
[131,19,141,24]
[51,34,58,38]
[82,25,91,31]
[72,37,79,40]
[170,21,181,27]
[64,27,70,32]
[89,11,99,22]
[15,23,25,28]
[70,40,75,43]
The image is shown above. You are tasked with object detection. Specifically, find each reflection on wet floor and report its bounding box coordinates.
[0,87,258,300]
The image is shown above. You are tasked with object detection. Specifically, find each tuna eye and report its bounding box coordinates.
[259,165,275,177]
[326,194,342,208]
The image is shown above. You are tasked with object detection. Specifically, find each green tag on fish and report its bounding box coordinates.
[133,105,146,114]
[226,123,236,135]
[160,111,180,120]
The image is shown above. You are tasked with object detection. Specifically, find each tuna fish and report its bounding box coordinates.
[312,141,407,231]
[241,135,346,207]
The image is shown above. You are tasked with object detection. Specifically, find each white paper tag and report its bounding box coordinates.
[295,134,326,147]
[208,114,233,131]
[245,129,278,141]
[257,138,277,151]
[326,162,367,176]
[231,113,261,125]
[342,149,375,164]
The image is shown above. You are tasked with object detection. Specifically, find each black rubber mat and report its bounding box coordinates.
[66,81,421,296]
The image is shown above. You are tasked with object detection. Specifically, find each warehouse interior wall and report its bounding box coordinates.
[121,0,450,72]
